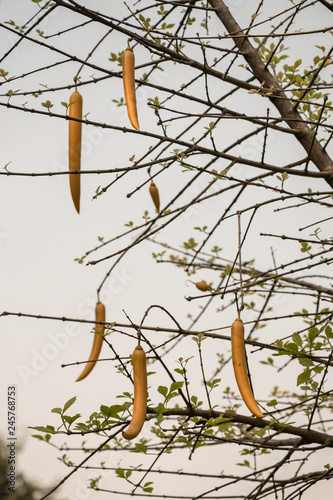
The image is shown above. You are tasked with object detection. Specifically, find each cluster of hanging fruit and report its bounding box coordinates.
[72,42,264,443]
[67,42,160,214]
[76,301,147,440]
[75,292,263,442]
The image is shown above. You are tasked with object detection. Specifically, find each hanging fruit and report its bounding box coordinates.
[68,90,82,213]
[122,43,140,130]
[231,317,264,418]
[122,344,147,440]
[76,301,105,382]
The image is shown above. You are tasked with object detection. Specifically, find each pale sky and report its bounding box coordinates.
[1,1,333,499]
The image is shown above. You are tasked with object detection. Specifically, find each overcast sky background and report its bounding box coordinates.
[1,1,333,498]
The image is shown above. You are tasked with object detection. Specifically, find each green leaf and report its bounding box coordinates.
[101,404,123,418]
[158,386,168,397]
[109,52,118,62]
[41,100,53,109]
[143,481,154,492]
[237,459,251,467]
[116,468,125,478]
[29,425,56,434]
[0,69,9,79]
[7,89,20,97]
[256,425,271,438]
[292,333,302,347]
[207,378,221,388]
[297,369,311,386]
[75,423,88,431]
[170,381,184,393]
[100,405,111,417]
[300,241,311,253]
[63,396,77,413]
[132,442,147,453]
[147,96,160,109]
[211,245,222,255]
[183,238,198,250]
[298,357,313,367]
[156,413,165,425]
[51,407,62,415]
[154,402,166,415]
[325,325,333,339]
[31,434,45,441]
[283,342,298,352]
[308,327,318,343]
[63,414,81,426]
[209,416,230,426]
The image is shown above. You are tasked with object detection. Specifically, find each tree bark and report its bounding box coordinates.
[147,407,333,448]
[208,0,333,188]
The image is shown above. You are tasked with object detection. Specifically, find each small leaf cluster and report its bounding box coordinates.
[30,397,131,439]
[256,39,332,126]
[116,468,153,493]
[157,381,184,406]
[29,396,80,436]
[108,51,124,66]
[274,311,333,392]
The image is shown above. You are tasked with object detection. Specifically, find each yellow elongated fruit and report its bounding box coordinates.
[122,345,147,440]
[122,45,140,130]
[195,281,210,292]
[76,301,105,382]
[149,181,160,212]
[68,90,82,213]
[231,318,264,418]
